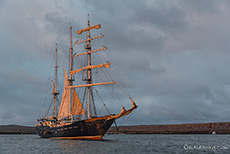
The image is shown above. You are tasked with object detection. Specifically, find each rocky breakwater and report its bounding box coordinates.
[107,122,230,134]
[0,125,35,134]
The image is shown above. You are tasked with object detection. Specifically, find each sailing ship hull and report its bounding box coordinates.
[36,116,114,140]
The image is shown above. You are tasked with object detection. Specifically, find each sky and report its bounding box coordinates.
[1,0,230,126]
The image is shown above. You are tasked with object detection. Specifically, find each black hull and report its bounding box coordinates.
[36,117,114,139]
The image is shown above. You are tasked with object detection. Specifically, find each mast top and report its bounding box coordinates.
[77,14,101,35]
[88,14,90,27]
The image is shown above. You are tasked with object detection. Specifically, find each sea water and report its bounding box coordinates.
[0,134,229,154]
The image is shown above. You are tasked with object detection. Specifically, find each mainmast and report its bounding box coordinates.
[69,15,116,119]
[86,15,92,119]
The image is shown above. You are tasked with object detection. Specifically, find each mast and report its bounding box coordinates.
[70,25,73,85]
[53,43,59,117]
[69,24,73,119]
[71,16,116,119]
[86,15,92,119]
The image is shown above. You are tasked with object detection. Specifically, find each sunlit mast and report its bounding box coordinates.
[70,15,116,119]
[76,16,137,120]
[86,16,92,119]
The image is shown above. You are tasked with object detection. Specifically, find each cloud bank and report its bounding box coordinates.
[1,0,230,125]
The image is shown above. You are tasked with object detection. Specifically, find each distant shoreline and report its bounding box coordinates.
[0,125,35,134]
[108,122,230,134]
[1,122,230,134]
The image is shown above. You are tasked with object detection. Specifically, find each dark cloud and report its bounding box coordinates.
[1,0,230,126]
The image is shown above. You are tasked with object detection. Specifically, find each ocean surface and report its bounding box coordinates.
[0,134,230,154]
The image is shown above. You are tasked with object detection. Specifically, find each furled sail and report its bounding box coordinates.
[77,24,101,34]
[70,62,110,75]
[57,69,71,118]
[71,88,86,115]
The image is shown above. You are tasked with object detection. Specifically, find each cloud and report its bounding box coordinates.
[1,0,230,126]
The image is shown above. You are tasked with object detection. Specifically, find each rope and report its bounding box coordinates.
[104,85,123,107]
[114,120,119,132]
[116,84,130,98]
[119,109,136,126]
[94,88,111,114]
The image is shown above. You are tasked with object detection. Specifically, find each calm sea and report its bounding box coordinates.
[0,134,229,154]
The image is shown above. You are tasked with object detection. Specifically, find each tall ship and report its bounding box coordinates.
[35,17,137,140]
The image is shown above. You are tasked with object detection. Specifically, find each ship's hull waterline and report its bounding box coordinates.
[36,116,115,140]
